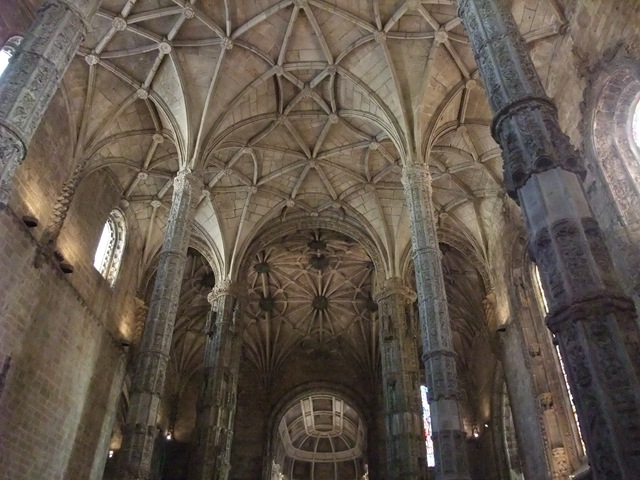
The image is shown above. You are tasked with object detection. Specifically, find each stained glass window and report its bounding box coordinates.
[421,385,435,467]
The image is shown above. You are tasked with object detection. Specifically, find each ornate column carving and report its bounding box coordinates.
[402,164,471,480]
[190,280,245,480]
[458,0,640,477]
[0,0,100,208]
[118,170,202,480]
[374,277,425,480]
[39,156,91,246]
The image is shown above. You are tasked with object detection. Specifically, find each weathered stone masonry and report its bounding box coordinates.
[458,0,640,477]
[0,0,100,208]
[403,163,471,480]
[118,170,202,479]
[375,277,425,480]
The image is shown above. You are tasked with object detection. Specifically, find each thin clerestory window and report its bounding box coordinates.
[0,36,22,78]
[420,385,435,467]
[94,209,126,286]
[533,265,585,452]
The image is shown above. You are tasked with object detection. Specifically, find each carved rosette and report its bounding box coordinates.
[118,171,202,479]
[402,162,470,480]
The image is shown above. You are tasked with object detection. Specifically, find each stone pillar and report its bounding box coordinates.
[0,0,100,208]
[375,277,425,480]
[190,280,244,480]
[457,0,640,477]
[402,163,471,480]
[497,323,551,480]
[118,170,202,480]
[88,351,127,480]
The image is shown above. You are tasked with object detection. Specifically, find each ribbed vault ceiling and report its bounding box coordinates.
[42,0,567,279]
[71,0,569,445]
[244,229,377,380]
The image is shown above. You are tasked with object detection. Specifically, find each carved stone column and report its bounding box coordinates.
[118,170,202,480]
[0,0,100,208]
[190,280,245,480]
[402,164,471,480]
[375,277,425,480]
[458,0,640,477]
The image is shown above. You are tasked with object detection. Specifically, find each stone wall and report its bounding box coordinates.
[0,19,143,473]
[0,208,129,479]
[530,0,640,144]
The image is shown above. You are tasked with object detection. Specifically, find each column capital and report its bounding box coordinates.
[401,162,431,188]
[374,277,417,304]
[174,168,203,191]
[207,280,246,304]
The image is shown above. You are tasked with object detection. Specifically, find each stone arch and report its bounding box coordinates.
[264,382,372,480]
[583,57,640,304]
[236,213,388,287]
[94,208,127,286]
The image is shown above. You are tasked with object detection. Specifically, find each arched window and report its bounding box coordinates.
[420,385,435,467]
[632,96,640,150]
[0,36,22,77]
[532,265,584,451]
[94,209,126,286]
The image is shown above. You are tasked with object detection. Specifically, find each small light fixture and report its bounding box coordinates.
[53,250,74,273]
[484,423,489,428]
[108,449,114,458]
[166,432,172,440]
[472,426,479,438]
[59,262,74,274]
[22,215,38,228]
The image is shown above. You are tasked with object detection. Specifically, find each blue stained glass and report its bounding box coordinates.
[421,385,435,467]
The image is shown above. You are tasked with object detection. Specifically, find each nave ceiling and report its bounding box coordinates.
[22,0,571,447]
[23,0,568,279]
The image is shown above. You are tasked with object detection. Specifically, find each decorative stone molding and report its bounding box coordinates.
[375,277,417,304]
[207,280,246,305]
[112,17,127,31]
[183,6,195,19]
[539,392,554,411]
[551,447,571,479]
[221,37,234,51]
[132,297,148,345]
[84,53,99,65]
